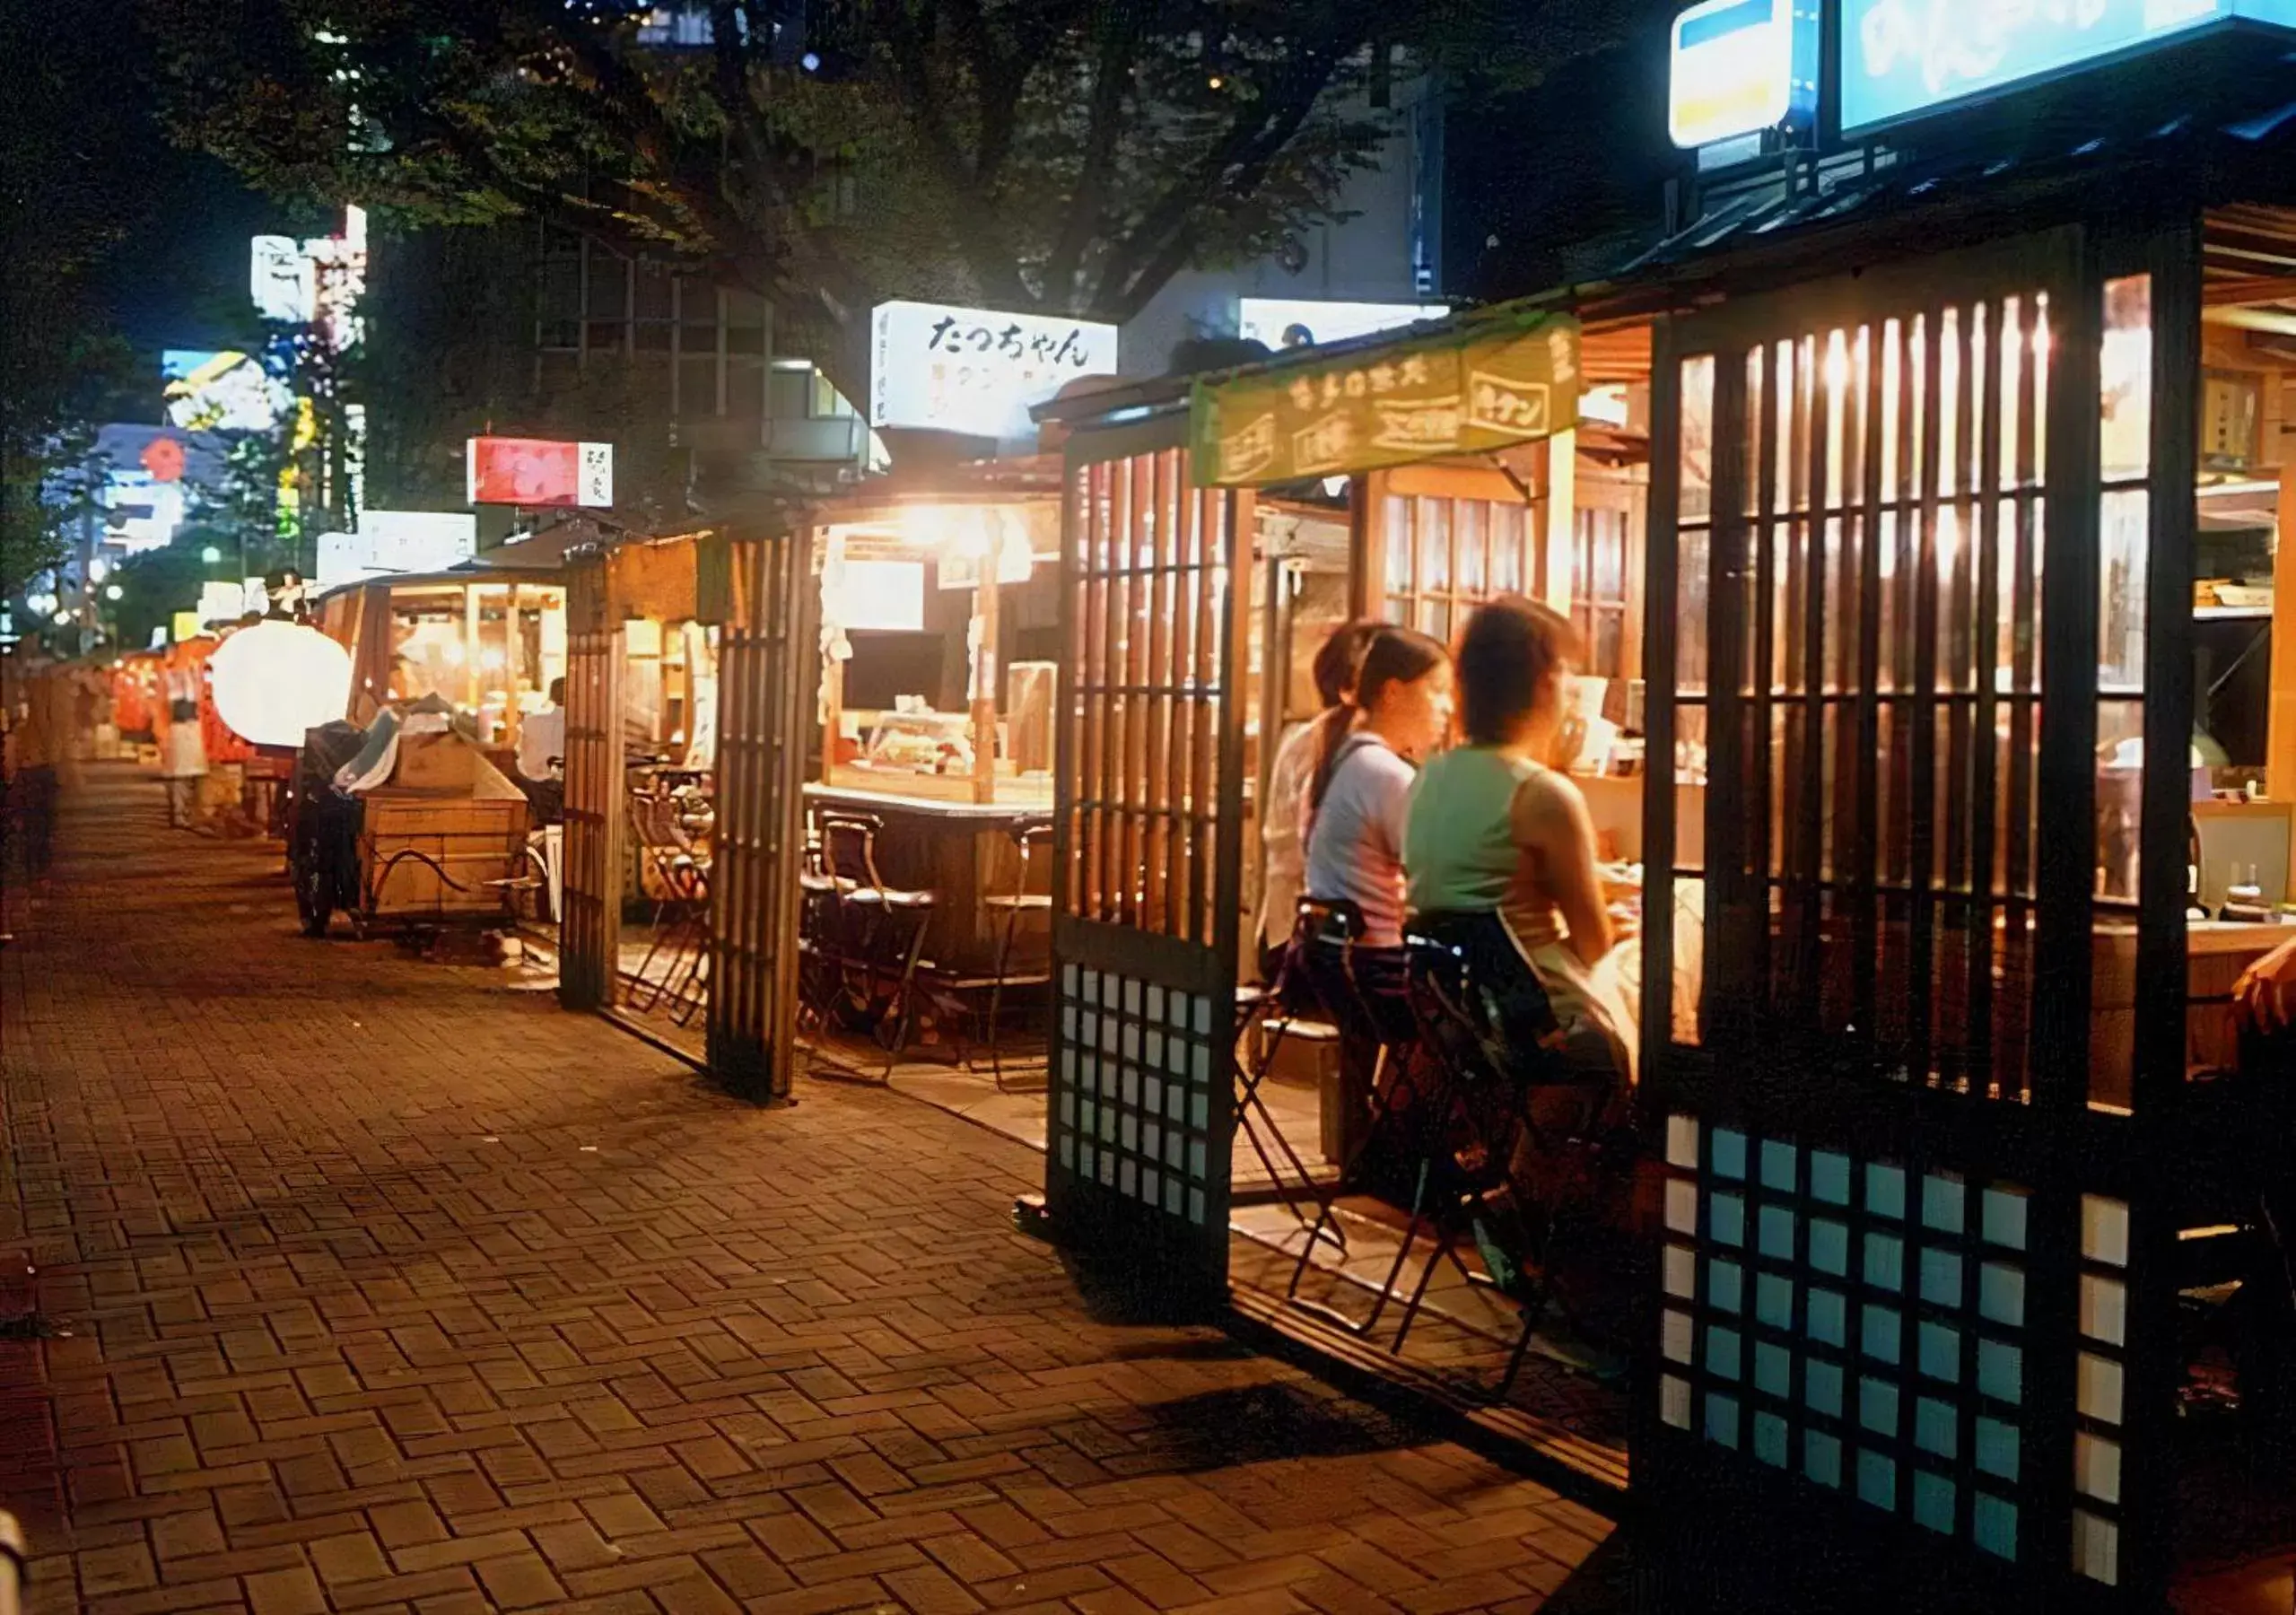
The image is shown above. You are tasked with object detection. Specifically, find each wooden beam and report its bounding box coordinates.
[463,585,482,715]
[2268,466,2296,806]
[971,569,1000,806]
[2202,274,2296,308]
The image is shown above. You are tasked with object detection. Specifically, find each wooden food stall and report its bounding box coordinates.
[316,569,570,760]
[804,476,1064,983]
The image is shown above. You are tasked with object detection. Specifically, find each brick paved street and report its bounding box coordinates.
[0,766,1616,1614]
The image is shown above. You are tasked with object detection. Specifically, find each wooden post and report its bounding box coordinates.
[972,567,1001,805]
[818,534,842,785]
[2269,465,2296,805]
[503,585,524,756]
[1543,428,1577,618]
[462,584,482,716]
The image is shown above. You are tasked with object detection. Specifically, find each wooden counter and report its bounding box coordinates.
[803,781,1052,975]
[2092,919,2292,1105]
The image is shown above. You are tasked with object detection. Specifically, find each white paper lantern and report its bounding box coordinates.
[207,620,354,747]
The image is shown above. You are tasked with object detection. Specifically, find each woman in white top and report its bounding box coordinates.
[1254,621,1381,979]
[1298,628,1454,1117]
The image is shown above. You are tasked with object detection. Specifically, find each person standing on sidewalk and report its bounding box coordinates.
[160,676,209,829]
[1,656,64,883]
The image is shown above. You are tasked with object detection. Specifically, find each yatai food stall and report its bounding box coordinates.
[316,561,571,760]
[802,468,1065,1019]
[1018,13,2296,1615]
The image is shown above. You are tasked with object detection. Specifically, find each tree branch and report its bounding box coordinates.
[1087,48,1342,320]
[1041,1,1140,306]
[871,0,1033,307]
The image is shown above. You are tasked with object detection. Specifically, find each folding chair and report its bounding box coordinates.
[806,811,937,1081]
[625,789,711,1020]
[1385,908,1627,1396]
[1263,896,1413,1282]
[1230,930,1340,1238]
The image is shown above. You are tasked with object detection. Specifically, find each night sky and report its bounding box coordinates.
[1448,17,1681,302]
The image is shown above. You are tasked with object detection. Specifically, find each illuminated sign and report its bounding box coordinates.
[249,208,366,348]
[835,561,927,633]
[1191,317,1582,487]
[869,301,1118,442]
[1669,0,1820,150]
[162,350,285,433]
[315,511,479,591]
[1841,0,2296,134]
[1237,300,1450,353]
[251,235,315,321]
[466,438,615,508]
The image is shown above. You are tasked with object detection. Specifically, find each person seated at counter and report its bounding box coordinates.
[515,677,566,824]
[1404,596,1637,1091]
[2226,942,2296,1315]
[1298,628,1454,1098]
[1255,619,1382,982]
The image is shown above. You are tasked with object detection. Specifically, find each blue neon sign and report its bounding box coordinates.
[1840,0,2296,135]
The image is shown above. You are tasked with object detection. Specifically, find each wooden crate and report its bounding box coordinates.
[358,792,529,921]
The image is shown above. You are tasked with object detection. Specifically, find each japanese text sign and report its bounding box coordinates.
[466,438,615,508]
[1841,0,2296,134]
[1187,316,1582,488]
[870,301,1118,442]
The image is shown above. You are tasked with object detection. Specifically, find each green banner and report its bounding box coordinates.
[1188,314,1581,487]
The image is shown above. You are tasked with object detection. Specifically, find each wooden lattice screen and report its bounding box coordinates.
[1637,225,2198,1611]
[706,533,817,1099]
[1046,430,1253,1307]
[559,556,623,1011]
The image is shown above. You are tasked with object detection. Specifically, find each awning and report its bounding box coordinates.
[1187,313,1582,487]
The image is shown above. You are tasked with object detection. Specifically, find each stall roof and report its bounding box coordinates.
[1626,96,2296,282]
[310,514,656,607]
[1041,48,2296,446]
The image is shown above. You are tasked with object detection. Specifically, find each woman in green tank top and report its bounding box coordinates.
[1403,598,1636,1085]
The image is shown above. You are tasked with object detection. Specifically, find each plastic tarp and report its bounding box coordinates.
[333,695,457,794]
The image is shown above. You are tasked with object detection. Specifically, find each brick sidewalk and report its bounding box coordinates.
[0,766,1616,1615]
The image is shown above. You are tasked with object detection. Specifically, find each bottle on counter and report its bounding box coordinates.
[2222,863,2268,923]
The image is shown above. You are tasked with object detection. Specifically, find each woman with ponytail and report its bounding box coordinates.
[1298,627,1454,1124]
[1254,621,1382,981]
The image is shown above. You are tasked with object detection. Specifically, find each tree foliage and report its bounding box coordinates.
[0,0,150,598]
[152,0,1645,387]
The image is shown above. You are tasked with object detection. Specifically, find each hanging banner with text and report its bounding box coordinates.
[1188,314,1581,487]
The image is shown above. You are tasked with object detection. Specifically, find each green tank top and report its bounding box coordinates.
[1404,746,1564,949]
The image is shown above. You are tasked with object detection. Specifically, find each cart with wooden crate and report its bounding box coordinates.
[292,718,534,939]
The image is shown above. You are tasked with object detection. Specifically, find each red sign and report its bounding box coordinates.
[141,438,186,483]
[464,437,614,508]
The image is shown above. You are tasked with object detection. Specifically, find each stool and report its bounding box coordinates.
[810,812,937,1081]
[976,822,1053,1089]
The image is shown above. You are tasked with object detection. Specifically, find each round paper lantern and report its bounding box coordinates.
[207,620,354,748]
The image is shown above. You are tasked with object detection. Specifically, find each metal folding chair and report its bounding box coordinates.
[624,789,710,1021]
[806,811,937,1081]
[1384,909,1628,1396]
